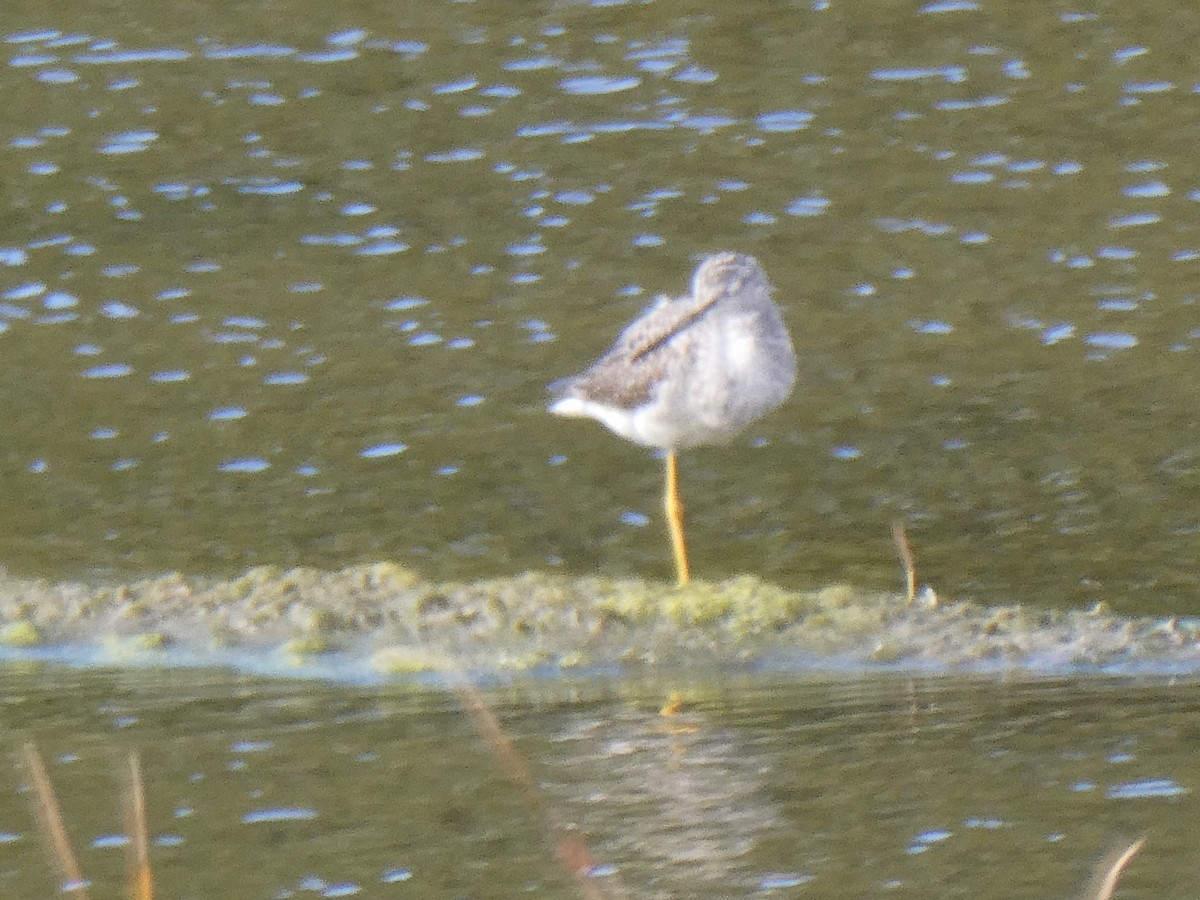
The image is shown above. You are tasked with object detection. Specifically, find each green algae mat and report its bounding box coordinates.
[0,564,1196,678]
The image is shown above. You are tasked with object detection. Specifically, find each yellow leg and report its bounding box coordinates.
[664,451,691,586]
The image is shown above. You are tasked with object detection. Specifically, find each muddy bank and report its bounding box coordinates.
[0,564,1196,679]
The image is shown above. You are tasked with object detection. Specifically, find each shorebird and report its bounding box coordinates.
[548,252,796,586]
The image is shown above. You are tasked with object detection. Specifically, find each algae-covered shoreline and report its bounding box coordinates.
[0,564,1197,680]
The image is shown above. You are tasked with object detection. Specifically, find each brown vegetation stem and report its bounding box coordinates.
[449,671,618,900]
[126,752,155,900]
[22,742,90,899]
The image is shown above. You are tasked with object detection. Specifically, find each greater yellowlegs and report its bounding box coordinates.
[548,252,796,585]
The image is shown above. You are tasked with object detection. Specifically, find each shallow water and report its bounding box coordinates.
[2,667,1197,899]
[5,7,1200,896]
[1,0,1199,613]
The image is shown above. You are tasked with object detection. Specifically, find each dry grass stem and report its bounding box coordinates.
[1084,837,1145,900]
[450,671,618,900]
[126,752,155,900]
[891,521,917,604]
[22,742,89,898]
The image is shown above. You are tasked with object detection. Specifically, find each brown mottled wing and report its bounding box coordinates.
[555,288,722,410]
